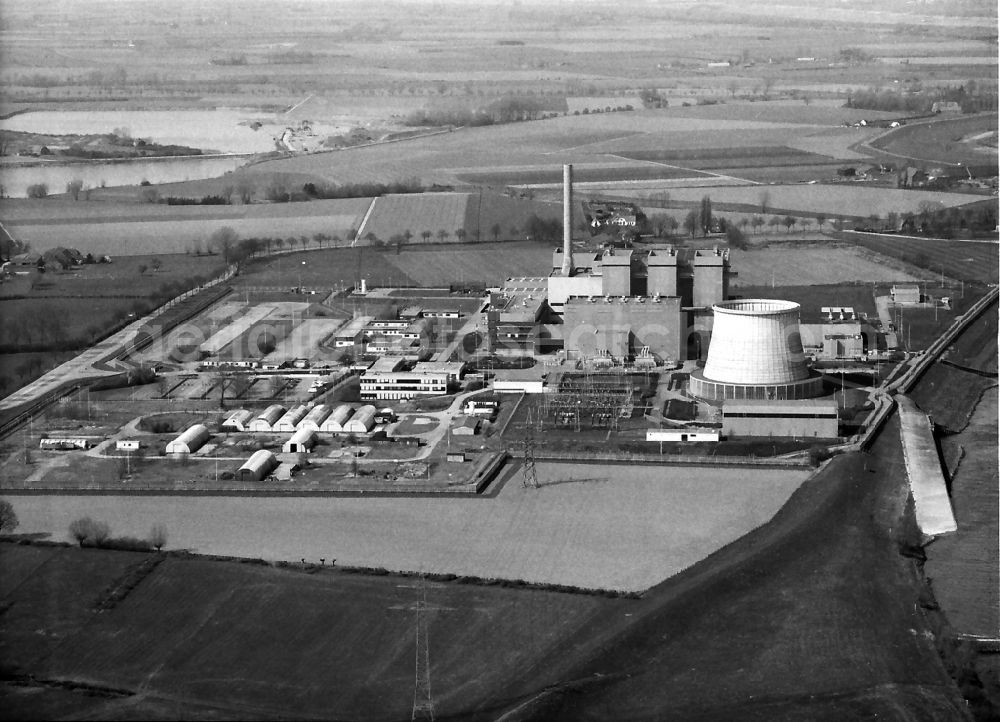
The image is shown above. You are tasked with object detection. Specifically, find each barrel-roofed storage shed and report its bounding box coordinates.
[282,427,317,453]
[298,404,332,431]
[273,404,309,432]
[248,405,286,432]
[221,409,254,432]
[236,449,279,481]
[343,404,377,433]
[320,404,354,433]
[166,424,210,454]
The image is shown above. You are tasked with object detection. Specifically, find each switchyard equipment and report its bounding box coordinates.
[538,370,644,431]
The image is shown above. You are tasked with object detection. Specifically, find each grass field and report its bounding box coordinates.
[4,462,807,591]
[0,423,971,720]
[943,296,998,373]
[729,245,924,287]
[870,113,999,167]
[456,164,711,185]
[644,183,986,219]
[846,233,1000,284]
[926,389,1000,637]
[614,145,840,169]
[5,204,369,256]
[731,283,881,318]
[909,363,997,434]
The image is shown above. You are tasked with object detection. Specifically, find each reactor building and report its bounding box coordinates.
[537,164,730,366]
[689,299,824,401]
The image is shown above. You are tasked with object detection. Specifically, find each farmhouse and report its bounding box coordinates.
[166,424,210,454]
[236,450,279,481]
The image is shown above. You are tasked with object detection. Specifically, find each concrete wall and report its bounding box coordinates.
[563,297,683,363]
[722,412,838,438]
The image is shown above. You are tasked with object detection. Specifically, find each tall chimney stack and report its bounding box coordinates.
[561,164,573,276]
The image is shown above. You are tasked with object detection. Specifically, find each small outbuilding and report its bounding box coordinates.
[39,437,94,451]
[452,417,481,436]
[282,427,317,454]
[221,409,254,432]
[166,424,210,454]
[343,405,377,433]
[320,404,354,433]
[236,450,279,481]
[298,404,332,431]
[891,284,921,305]
[248,405,286,432]
[116,440,141,452]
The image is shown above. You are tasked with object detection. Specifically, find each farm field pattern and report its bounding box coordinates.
[848,233,1000,284]
[622,183,986,217]
[728,246,924,287]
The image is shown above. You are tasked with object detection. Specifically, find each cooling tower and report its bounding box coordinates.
[690,299,824,401]
[561,164,573,276]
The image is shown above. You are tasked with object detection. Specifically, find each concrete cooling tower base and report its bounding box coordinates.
[689,371,824,402]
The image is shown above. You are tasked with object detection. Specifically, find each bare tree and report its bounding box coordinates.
[490,223,501,242]
[758,189,770,214]
[69,517,91,547]
[437,229,449,242]
[0,500,18,534]
[66,178,84,200]
[68,517,110,547]
[455,228,467,242]
[151,258,162,273]
[150,523,168,551]
[421,230,432,243]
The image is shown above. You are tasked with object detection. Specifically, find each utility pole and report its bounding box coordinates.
[412,582,434,721]
[520,433,538,489]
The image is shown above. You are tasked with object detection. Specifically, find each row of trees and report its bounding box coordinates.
[846,82,997,114]
[403,96,559,128]
[68,516,168,551]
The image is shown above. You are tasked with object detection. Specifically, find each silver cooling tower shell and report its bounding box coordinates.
[702,299,809,385]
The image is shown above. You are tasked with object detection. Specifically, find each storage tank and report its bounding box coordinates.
[690,299,823,401]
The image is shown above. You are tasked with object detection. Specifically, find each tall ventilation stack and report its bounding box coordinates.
[689,299,824,401]
[561,164,573,276]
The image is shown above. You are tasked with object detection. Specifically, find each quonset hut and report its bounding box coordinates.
[236,449,279,481]
[690,299,824,401]
[166,424,210,454]
[249,405,286,432]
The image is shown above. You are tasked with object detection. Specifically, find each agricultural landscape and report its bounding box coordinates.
[0,0,998,720]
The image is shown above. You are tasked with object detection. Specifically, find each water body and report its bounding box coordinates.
[0,109,278,154]
[0,155,250,199]
[0,109,281,198]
